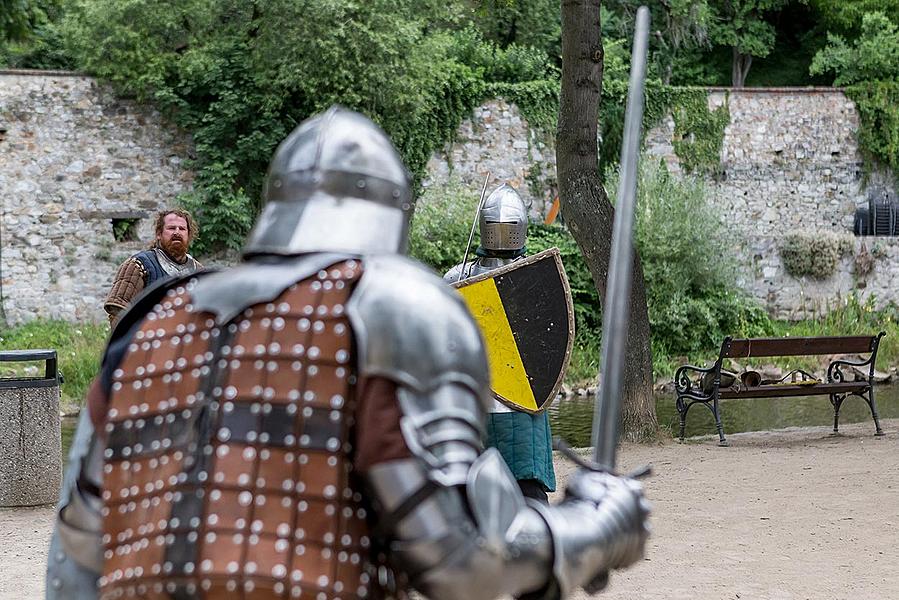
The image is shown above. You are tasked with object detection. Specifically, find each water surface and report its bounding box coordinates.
[62,384,899,459]
[548,383,899,447]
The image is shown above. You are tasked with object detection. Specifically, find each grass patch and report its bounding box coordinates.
[0,320,109,413]
[3,295,895,414]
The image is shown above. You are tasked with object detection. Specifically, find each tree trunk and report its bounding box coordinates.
[556,0,657,441]
[731,47,752,88]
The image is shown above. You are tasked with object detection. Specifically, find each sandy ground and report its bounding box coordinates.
[2,419,898,600]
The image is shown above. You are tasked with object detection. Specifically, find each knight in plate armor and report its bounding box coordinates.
[444,183,557,503]
[47,106,649,600]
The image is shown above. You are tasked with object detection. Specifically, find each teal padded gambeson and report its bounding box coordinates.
[485,410,556,492]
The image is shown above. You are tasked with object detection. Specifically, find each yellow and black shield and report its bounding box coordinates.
[452,247,575,413]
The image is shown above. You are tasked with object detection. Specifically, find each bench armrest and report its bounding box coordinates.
[674,363,718,396]
[827,356,874,384]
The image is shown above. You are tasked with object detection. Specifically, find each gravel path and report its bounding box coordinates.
[2,419,897,599]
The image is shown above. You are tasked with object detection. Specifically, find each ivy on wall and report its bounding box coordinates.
[844,81,899,176]
[599,84,730,178]
[667,88,730,176]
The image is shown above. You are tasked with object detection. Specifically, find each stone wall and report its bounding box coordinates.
[423,99,558,220]
[427,90,899,319]
[3,77,899,324]
[0,71,194,324]
[645,88,899,319]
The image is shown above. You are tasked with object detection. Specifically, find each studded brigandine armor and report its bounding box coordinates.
[97,256,379,600]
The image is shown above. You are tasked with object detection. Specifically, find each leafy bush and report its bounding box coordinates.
[779,230,854,279]
[409,179,482,275]
[608,159,772,360]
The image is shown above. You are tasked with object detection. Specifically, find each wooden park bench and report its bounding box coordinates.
[674,333,886,446]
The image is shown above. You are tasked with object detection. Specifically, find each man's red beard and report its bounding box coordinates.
[161,237,188,261]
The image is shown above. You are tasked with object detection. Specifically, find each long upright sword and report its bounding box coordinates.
[458,172,492,283]
[591,6,650,469]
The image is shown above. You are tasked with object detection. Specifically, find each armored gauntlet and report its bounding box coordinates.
[532,469,650,597]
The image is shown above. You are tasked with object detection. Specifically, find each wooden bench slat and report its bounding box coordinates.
[719,381,869,399]
[723,336,875,358]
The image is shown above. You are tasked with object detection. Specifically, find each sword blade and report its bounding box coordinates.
[591,5,650,467]
[459,173,492,283]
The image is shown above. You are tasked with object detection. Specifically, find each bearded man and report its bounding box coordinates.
[103,209,203,325]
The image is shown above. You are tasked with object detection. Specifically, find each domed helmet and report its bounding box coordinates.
[244,106,413,257]
[478,183,528,255]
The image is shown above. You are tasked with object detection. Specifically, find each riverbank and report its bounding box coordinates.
[2,419,897,599]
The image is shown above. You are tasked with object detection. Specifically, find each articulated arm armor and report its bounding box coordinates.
[348,256,650,600]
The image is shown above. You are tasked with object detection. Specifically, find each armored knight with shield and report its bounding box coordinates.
[46,106,649,600]
[444,184,563,503]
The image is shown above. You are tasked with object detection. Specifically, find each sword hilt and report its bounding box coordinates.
[553,436,652,480]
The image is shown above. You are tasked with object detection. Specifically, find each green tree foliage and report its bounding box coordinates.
[60,0,557,254]
[1,0,75,69]
[604,0,711,83]
[1,0,34,41]
[708,0,803,87]
[473,0,561,60]
[812,0,899,34]
[810,12,899,85]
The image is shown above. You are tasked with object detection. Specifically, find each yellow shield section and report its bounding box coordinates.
[455,278,539,412]
[452,247,574,414]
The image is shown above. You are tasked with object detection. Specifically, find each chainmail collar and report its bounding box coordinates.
[154,244,200,277]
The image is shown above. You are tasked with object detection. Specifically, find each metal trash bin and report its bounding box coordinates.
[0,349,62,506]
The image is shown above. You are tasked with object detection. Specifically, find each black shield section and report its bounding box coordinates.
[493,249,574,411]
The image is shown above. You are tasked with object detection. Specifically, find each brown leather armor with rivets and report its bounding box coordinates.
[98,259,379,600]
[105,257,148,324]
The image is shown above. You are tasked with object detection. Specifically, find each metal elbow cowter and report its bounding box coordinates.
[364,449,651,600]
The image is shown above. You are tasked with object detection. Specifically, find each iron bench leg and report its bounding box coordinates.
[866,386,885,436]
[676,395,688,442]
[711,395,728,447]
[830,393,843,435]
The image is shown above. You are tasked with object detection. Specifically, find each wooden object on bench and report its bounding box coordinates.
[674,332,886,446]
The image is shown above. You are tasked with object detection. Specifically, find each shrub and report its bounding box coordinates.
[409,179,482,275]
[779,230,854,279]
[608,159,772,360]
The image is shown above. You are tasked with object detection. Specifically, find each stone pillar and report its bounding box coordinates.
[0,349,62,506]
